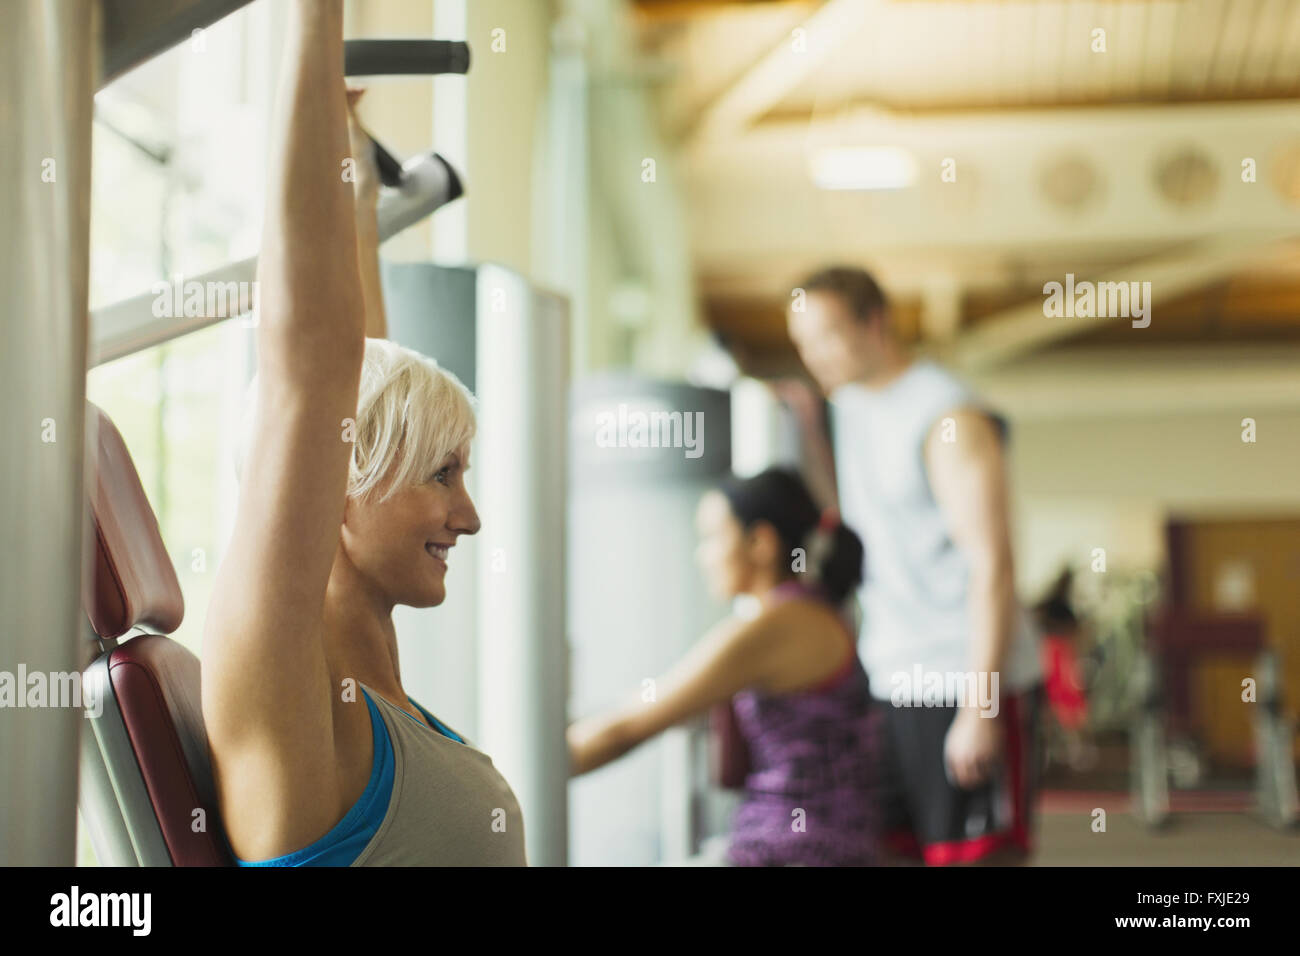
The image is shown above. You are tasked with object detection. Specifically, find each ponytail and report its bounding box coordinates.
[801,506,864,604]
[819,523,865,605]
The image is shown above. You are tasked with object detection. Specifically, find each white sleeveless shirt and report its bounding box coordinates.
[829,359,1041,701]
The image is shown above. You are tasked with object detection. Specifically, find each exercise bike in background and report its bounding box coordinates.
[1072,568,1297,830]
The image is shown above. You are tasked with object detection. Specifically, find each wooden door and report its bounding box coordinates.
[1173,517,1300,767]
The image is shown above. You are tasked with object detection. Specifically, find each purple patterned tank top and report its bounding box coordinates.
[726,581,879,866]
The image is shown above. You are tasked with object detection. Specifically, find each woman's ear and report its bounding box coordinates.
[746,520,784,571]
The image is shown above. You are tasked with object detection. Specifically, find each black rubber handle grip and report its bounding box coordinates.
[372,141,404,188]
[344,39,471,76]
[363,129,405,188]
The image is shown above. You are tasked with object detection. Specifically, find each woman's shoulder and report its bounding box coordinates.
[747,590,857,696]
[760,587,853,640]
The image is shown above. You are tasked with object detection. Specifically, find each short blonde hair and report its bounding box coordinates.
[349,338,476,501]
[237,338,476,503]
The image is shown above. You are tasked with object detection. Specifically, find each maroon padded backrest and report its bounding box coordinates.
[83,402,231,865]
[83,403,184,638]
[108,635,231,865]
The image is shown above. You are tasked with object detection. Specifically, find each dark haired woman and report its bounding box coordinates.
[566,467,878,866]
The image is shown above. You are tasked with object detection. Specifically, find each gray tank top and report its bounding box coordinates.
[350,682,528,866]
[830,359,1042,699]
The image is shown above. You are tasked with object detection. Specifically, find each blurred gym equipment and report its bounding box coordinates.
[1129,646,1170,828]
[566,377,732,865]
[1252,650,1299,829]
[1131,608,1298,831]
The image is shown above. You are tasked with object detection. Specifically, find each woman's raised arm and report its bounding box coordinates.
[202,0,367,859]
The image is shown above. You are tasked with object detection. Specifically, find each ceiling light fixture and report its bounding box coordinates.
[810,146,917,191]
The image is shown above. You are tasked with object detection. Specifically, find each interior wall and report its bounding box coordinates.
[464,0,554,276]
[1002,400,1300,601]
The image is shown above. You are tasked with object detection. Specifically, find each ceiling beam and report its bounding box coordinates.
[948,236,1296,372]
[687,0,875,144]
[968,343,1300,421]
[683,100,1300,298]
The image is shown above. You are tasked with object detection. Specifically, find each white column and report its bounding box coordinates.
[0,0,96,865]
[730,377,800,477]
[475,265,569,866]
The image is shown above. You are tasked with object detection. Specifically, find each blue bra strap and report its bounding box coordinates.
[231,687,395,867]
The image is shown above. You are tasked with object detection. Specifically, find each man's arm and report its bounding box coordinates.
[924,407,1018,788]
[773,378,838,511]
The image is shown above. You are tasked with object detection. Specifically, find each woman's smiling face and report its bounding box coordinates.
[341,445,480,608]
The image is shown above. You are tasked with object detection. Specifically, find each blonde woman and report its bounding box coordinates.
[202,0,526,866]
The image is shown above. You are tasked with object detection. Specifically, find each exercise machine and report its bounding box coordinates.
[0,0,471,864]
[1131,609,1298,831]
[91,37,470,366]
[1129,646,1170,827]
[1252,649,1299,829]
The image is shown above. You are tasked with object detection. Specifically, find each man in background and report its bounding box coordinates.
[780,265,1044,865]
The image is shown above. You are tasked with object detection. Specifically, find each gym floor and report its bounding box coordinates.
[1033,796,1300,866]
